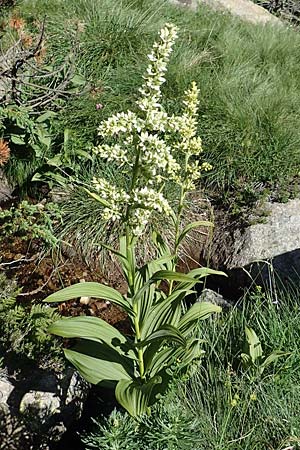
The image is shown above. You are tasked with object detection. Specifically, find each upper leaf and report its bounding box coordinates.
[179,302,221,334]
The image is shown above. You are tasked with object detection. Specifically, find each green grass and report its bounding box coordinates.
[81,288,300,449]
[16,0,300,209]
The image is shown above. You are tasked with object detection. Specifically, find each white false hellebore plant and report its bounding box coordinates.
[44,23,225,417]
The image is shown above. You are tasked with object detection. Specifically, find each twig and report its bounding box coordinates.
[0,255,36,267]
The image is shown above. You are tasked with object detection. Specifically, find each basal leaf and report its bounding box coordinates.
[64,340,134,384]
[48,316,129,350]
[115,376,161,417]
[245,326,263,364]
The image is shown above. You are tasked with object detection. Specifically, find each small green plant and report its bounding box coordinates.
[0,200,62,248]
[0,105,57,186]
[44,23,224,418]
[0,274,63,369]
[82,387,200,450]
[241,326,288,379]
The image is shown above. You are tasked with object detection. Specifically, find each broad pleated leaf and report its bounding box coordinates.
[146,346,179,376]
[43,282,132,315]
[140,289,195,339]
[175,267,227,292]
[260,351,289,374]
[64,340,133,384]
[179,302,221,333]
[115,376,161,417]
[147,336,206,377]
[48,316,132,356]
[152,232,174,271]
[150,270,199,283]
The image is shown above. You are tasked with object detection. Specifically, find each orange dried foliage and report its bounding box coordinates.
[34,45,47,65]
[9,16,25,31]
[0,140,10,166]
[21,33,33,48]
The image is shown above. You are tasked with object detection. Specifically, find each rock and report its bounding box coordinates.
[170,0,282,25]
[0,169,13,205]
[169,0,198,10]
[0,368,89,450]
[229,200,300,268]
[201,0,282,24]
[198,288,232,308]
[226,199,300,287]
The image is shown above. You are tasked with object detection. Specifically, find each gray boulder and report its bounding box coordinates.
[200,0,282,25]
[0,368,89,450]
[227,199,300,287]
[170,0,282,25]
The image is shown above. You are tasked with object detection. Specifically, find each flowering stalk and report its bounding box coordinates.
[90,22,214,374]
[45,23,223,419]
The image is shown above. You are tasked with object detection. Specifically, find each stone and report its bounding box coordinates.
[0,378,14,404]
[0,368,89,450]
[170,0,282,25]
[228,200,300,268]
[0,169,13,205]
[169,0,198,10]
[200,0,282,24]
[226,199,300,288]
[198,288,232,308]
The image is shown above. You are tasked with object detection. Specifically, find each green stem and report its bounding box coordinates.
[168,153,189,295]
[133,304,145,379]
[125,225,145,380]
[123,139,146,380]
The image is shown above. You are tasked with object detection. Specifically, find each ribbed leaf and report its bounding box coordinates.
[179,302,221,333]
[64,340,133,384]
[152,232,174,271]
[260,351,288,373]
[48,316,131,353]
[146,346,178,376]
[43,282,132,315]
[175,267,227,292]
[150,270,198,283]
[140,289,195,339]
[115,376,161,417]
[137,324,186,348]
[245,326,263,364]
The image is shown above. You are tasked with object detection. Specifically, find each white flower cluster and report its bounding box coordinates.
[137,23,178,110]
[92,177,129,221]
[94,143,128,164]
[129,187,172,235]
[98,111,143,137]
[139,132,180,181]
[89,23,212,236]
